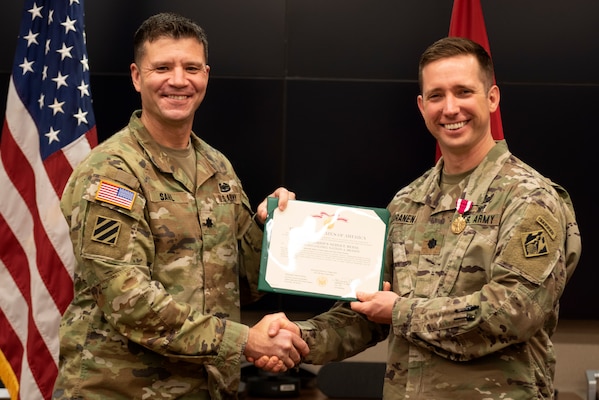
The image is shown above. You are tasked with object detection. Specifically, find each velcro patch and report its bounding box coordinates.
[95,180,137,210]
[214,192,240,204]
[91,216,121,246]
[521,230,548,258]
[82,203,133,262]
[394,213,417,224]
[148,191,190,203]
[498,203,562,285]
[464,213,500,226]
[421,234,443,256]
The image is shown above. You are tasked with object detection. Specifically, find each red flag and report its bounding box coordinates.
[436,0,504,161]
[0,1,97,398]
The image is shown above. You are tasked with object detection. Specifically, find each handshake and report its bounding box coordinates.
[243,312,309,373]
[241,282,394,373]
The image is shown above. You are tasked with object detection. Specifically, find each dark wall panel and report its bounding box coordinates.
[195,78,286,206]
[498,83,595,319]
[89,75,140,143]
[0,4,21,73]
[83,0,287,76]
[286,0,453,79]
[483,0,599,84]
[285,80,432,207]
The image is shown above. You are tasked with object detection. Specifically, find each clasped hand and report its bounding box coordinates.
[248,282,396,372]
[244,312,308,373]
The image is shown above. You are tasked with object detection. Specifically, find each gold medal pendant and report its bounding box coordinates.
[451,215,466,234]
[452,198,472,234]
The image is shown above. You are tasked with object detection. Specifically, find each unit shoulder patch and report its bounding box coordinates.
[498,203,563,285]
[82,203,133,262]
[521,230,548,258]
[91,215,121,246]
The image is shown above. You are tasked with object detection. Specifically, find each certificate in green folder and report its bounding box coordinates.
[259,198,390,301]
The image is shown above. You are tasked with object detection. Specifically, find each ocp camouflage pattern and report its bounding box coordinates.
[297,140,581,400]
[53,111,264,400]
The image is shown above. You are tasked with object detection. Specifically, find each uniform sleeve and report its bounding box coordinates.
[295,302,390,365]
[391,188,581,361]
[236,191,265,305]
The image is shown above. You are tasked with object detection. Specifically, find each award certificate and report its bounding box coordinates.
[259,198,389,301]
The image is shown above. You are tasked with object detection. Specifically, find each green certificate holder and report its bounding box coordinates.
[259,198,390,301]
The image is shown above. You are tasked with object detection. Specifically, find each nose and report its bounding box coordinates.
[169,67,187,86]
[443,94,459,115]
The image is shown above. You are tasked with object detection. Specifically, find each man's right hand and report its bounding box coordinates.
[244,312,308,372]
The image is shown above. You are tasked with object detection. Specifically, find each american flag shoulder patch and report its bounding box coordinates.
[95,179,137,210]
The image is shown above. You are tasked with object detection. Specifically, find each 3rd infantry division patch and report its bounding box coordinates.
[91,215,121,246]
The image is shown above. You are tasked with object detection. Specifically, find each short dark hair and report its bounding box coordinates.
[133,12,209,64]
[418,37,494,92]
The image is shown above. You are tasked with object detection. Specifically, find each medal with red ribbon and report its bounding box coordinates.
[451,198,473,234]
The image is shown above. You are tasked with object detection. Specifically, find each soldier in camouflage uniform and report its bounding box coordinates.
[256,37,582,399]
[52,12,308,400]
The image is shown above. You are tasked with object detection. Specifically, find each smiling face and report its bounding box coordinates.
[417,54,499,160]
[130,36,210,137]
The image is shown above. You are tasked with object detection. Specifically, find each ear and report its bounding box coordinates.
[130,63,141,93]
[488,85,500,112]
[417,94,425,117]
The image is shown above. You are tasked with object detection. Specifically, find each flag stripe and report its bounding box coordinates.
[0,1,97,398]
[0,154,61,400]
[0,218,48,400]
[0,261,25,395]
[62,128,97,169]
[43,127,96,198]
[44,146,77,200]
[2,100,73,313]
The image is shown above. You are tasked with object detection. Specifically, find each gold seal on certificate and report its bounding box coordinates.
[258,198,390,301]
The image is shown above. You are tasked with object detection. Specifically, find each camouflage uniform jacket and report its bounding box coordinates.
[297,140,581,400]
[53,111,264,400]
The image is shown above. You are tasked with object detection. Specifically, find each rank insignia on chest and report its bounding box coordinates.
[203,216,214,228]
[95,180,137,210]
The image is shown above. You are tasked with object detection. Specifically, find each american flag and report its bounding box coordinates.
[96,180,137,210]
[0,1,97,399]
